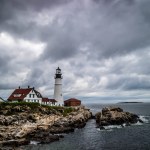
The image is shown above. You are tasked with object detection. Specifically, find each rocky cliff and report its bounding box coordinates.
[0,102,92,148]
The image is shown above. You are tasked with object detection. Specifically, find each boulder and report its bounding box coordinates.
[0,139,29,147]
[95,107,141,128]
[27,130,60,144]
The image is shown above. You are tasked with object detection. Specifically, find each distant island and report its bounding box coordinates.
[118,102,143,104]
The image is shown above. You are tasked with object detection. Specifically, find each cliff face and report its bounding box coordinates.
[0,103,92,147]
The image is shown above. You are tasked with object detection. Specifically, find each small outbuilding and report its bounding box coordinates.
[42,98,57,106]
[64,98,81,106]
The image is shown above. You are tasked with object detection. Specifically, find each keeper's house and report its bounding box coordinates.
[8,86,57,106]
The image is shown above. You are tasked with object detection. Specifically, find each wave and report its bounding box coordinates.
[97,128,113,132]
[139,115,149,124]
[30,141,40,145]
[97,125,123,131]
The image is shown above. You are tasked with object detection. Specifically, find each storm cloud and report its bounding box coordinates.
[0,0,150,102]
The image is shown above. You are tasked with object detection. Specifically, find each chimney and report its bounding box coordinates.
[18,86,20,89]
[28,85,30,88]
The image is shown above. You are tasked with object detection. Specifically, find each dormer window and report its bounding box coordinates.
[14,94,21,97]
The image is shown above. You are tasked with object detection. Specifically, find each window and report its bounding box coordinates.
[29,94,31,98]
[14,94,21,97]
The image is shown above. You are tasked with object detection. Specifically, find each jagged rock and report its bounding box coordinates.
[27,130,60,144]
[0,139,29,147]
[139,119,144,123]
[0,105,92,148]
[49,126,74,134]
[95,107,141,127]
[39,135,59,144]
[99,126,105,130]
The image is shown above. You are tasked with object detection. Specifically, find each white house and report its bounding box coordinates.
[8,86,43,104]
[8,86,57,106]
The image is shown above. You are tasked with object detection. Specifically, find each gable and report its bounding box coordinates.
[25,89,42,99]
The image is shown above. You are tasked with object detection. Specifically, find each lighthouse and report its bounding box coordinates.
[54,67,63,106]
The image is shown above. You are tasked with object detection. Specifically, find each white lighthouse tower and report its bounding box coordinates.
[54,67,63,106]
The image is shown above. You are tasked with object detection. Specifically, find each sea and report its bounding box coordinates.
[22,103,150,150]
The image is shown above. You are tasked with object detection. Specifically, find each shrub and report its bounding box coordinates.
[0,102,74,115]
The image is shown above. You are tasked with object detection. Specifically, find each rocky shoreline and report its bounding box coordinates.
[0,103,92,149]
[95,107,143,129]
[0,103,144,149]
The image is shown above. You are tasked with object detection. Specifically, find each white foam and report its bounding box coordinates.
[139,115,149,123]
[96,128,100,131]
[30,141,39,145]
[97,125,122,131]
[104,125,122,130]
[97,128,113,132]
[133,121,143,126]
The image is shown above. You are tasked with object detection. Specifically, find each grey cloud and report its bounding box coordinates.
[0,0,150,101]
[0,0,71,40]
[1,0,150,60]
[101,74,150,91]
[122,76,150,90]
[41,34,80,60]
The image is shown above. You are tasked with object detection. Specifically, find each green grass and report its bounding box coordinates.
[63,107,74,116]
[0,101,39,109]
[0,102,74,116]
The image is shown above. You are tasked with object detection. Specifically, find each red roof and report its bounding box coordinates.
[8,88,32,101]
[64,98,81,102]
[42,98,49,102]
[8,87,42,101]
[49,99,57,102]
[42,98,57,102]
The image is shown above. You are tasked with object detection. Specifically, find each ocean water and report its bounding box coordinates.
[22,103,150,150]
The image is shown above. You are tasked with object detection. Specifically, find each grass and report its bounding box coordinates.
[0,102,74,116]
[0,101,39,109]
[63,107,74,116]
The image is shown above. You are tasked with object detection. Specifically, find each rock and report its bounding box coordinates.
[99,126,105,130]
[49,126,74,134]
[0,139,29,147]
[125,122,131,126]
[95,107,141,127]
[139,119,144,123]
[39,135,59,144]
[0,105,92,147]
[27,114,36,122]
[27,129,60,144]
[59,135,64,138]
[110,107,123,112]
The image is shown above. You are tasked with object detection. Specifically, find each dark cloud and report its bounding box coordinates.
[1,0,150,59]
[0,0,150,101]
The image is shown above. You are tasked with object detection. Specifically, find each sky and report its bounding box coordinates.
[0,0,150,103]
